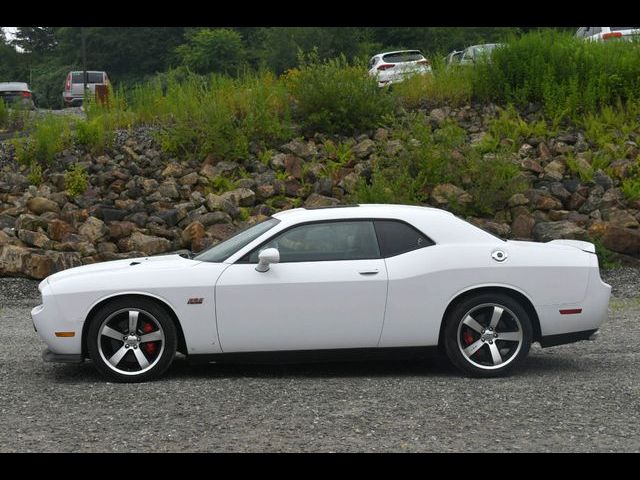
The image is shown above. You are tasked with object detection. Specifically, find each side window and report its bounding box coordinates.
[374,220,434,258]
[248,221,380,263]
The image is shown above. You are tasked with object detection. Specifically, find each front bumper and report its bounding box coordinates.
[42,348,84,364]
[31,283,83,356]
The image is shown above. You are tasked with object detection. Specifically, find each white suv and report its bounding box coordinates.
[368,50,432,87]
[62,70,111,107]
[576,27,640,42]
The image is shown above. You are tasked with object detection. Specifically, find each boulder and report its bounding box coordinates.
[304,193,339,208]
[532,221,588,242]
[78,217,108,243]
[125,231,171,256]
[431,184,472,206]
[601,225,640,256]
[26,197,60,215]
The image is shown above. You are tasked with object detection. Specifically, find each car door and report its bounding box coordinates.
[215,219,388,352]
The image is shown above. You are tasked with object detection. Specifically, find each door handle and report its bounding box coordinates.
[358,269,379,275]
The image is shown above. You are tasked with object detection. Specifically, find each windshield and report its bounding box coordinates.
[194,217,280,263]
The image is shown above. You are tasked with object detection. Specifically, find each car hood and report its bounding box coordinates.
[45,254,200,286]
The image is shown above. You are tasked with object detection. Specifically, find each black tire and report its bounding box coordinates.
[443,292,532,378]
[86,297,177,383]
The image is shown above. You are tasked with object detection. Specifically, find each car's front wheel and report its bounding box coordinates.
[443,293,532,377]
[86,298,177,383]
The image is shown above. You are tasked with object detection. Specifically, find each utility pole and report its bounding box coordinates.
[81,27,87,100]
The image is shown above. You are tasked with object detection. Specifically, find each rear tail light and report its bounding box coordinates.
[65,74,71,91]
[602,32,623,40]
[21,91,31,98]
[377,63,395,71]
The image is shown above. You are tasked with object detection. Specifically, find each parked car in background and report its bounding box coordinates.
[459,43,502,65]
[575,27,640,42]
[368,50,432,87]
[0,82,36,110]
[62,70,110,107]
[444,50,464,66]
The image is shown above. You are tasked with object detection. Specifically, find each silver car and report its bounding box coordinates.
[459,44,502,65]
[576,27,640,42]
[0,82,36,110]
[62,70,111,107]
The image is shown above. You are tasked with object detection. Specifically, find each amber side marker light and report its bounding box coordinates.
[55,332,76,337]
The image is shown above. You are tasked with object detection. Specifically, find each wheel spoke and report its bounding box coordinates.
[497,331,522,342]
[108,346,128,367]
[128,311,139,334]
[132,348,149,369]
[489,306,504,329]
[463,339,485,357]
[488,342,503,365]
[140,331,162,343]
[462,315,484,333]
[101,326,124,342]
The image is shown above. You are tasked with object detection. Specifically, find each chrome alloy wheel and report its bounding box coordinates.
[97,308,165,376]
[456,303,523,370]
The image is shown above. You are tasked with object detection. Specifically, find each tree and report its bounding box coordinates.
[174,28,246,75]
[11,27,56,55]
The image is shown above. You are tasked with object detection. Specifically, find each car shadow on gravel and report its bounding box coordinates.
[43,350,589,384]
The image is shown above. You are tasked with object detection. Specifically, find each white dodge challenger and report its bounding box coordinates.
[32,204,611,382]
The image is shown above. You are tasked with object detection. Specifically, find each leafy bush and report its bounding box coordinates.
[12,115,73,166]
[472,30,640,119]
[128,69,291,160]
[174,28,247,75]
[64,163,89,198]
[392,57,473,109]
[285,51,395,134]
[27,164,43,186]
[352,113,526,215]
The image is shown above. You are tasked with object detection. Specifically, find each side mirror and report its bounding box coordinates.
[255,248,280,272]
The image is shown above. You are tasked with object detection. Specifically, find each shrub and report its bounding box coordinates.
[352,113,526,216]
[27,164,43,186]
[392,57,473,109]
[174,28,247,75]
[64,163,89,198]
[128,69,291,160]
[12,115,73,166]
[472,30,640,119]
[285,51,395,134]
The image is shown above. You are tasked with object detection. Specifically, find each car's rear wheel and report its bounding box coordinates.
[86,298,177,383]
[443,293,532,377]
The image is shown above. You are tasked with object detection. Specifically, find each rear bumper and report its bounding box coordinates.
[540,329,599,348]
[42,348,84,364]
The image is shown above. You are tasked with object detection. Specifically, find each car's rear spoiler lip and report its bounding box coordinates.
[548,239,596,254]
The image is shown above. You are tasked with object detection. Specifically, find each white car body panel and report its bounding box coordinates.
[368,50,432,87]
[32,204,611,360]
[216,259,388,352]
[34,255,228,355]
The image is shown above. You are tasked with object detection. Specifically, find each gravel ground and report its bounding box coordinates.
[0,269,639,452]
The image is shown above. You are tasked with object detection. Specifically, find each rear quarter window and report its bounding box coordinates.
[382,51,424,63]
[373,220,434,258]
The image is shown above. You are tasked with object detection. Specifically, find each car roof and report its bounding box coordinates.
[272,204,450,221]
[376,50,424,56]
[70,70,106,74]
[0,82,30,91]
[270,204,497,245]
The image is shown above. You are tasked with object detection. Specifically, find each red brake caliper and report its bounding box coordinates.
[142,322,157,355]
[463,330,475,346]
